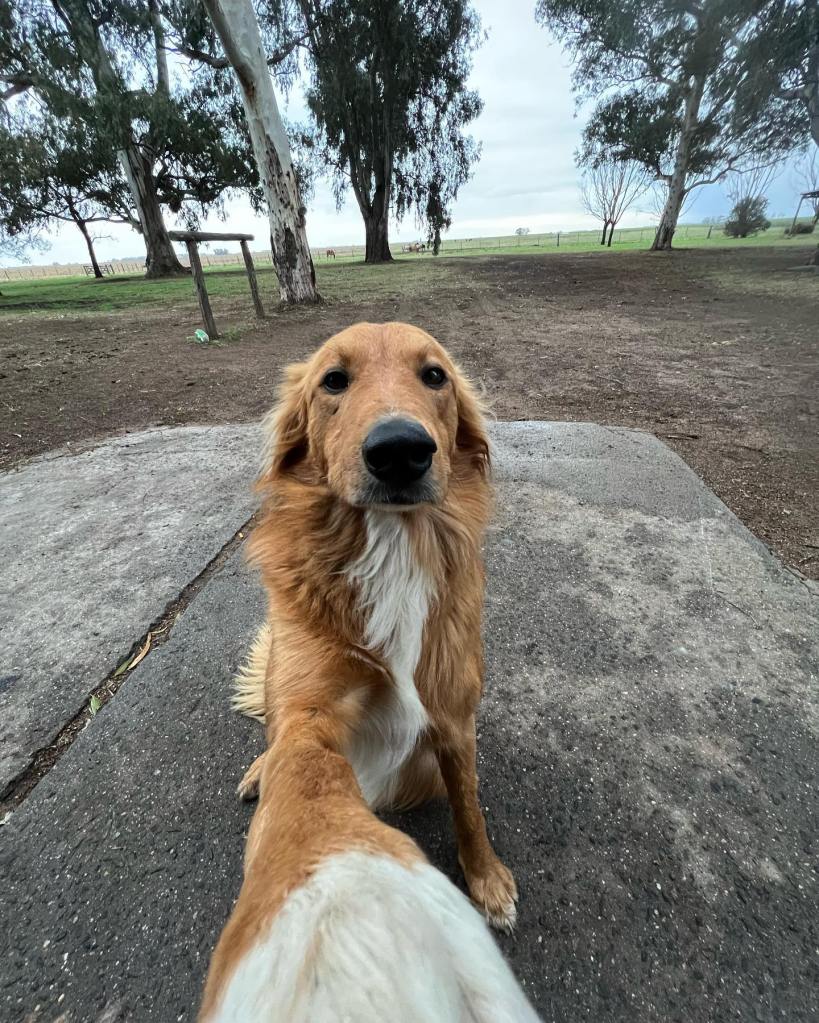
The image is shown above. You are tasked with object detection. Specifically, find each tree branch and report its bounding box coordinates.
[171,45,230,70]
[172,31,307,72]
[1,82,29,101]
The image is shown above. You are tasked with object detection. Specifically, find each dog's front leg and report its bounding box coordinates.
[237,751,267,801]
[436,717,518,931]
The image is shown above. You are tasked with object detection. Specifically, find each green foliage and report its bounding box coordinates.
[537,0,808,247]
[0,0,258,229]
[296,0,483,256]
[734,0,818,149]
[0,103,132,242]
[724,196,771,237]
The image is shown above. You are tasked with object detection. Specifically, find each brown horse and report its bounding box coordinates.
[326,249,337,260]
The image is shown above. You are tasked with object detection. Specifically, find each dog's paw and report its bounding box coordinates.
[236,753,266,802]
[465,857,519,932]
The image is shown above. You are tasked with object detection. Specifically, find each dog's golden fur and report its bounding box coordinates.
[199,722,423,1020]
[233,322,517,927]
[199,718,539,1022]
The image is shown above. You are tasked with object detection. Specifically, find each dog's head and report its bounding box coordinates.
[262,322,488,508]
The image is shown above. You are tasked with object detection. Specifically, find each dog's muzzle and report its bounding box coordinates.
[360,418,437,503]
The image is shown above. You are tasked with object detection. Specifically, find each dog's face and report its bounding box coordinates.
[265,322,488,508]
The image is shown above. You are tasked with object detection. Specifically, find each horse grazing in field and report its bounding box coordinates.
[326,249,337,260]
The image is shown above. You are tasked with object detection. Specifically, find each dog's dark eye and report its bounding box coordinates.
[421,366,447,389]
[322,369,349,394]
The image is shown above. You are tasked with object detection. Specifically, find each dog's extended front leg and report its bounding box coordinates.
[436,718,518,931]
[237,751,266,801]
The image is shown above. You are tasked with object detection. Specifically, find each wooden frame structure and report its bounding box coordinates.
[788,190,819,235]
[168,230,265,339]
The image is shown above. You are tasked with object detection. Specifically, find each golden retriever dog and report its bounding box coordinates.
[199,727,540,1021]
[234,321,518,929]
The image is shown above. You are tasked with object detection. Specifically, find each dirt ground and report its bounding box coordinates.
[1,246,817,578]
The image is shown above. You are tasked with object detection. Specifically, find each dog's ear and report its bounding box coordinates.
[454,371,490,476]
[260,362,311,483]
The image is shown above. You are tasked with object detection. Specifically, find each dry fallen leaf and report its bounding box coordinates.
[129,634,152,670]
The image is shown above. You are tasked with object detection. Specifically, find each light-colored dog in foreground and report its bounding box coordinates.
[200,322,537,1018]
[199,727,540,1021]
[233,321,518,928]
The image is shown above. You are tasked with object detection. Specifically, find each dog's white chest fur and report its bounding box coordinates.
[345,511,432,807]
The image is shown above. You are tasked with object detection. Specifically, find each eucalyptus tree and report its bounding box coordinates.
[296,0,483,262]
[192,0,318,301]
[0,106,134,276]
[537,0,805,250]
[1,0,255,276]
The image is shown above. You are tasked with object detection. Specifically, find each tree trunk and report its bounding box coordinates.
[202,0,318,304]
[606,222,615,247]
[119,145,187,278]
[364,216,391,262]
[148,0,171,95]
[651,75,706,252]
[805,37,819,148]
[364,185,392,263]
[600,221,608,245]
[74,216,102,278]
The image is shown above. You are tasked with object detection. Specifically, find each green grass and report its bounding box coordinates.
[0,256,471,316]
[1,219,814,317]
[429,219,815,257]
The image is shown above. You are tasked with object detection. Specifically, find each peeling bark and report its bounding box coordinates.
[203,0,318,303]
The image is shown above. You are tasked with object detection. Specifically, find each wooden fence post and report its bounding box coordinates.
[185,240,219,339]
[240,240,265,319]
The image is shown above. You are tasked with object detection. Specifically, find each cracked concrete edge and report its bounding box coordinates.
[0,513,256,818]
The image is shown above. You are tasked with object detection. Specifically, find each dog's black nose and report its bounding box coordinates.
[362,418,437,487]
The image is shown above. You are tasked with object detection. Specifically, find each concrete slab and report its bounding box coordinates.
[1,422,817,1023]
[0,425,259,792]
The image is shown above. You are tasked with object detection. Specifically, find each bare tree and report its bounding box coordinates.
[726,159,782,209]
[720,158,782,238]
[581,160,650,247]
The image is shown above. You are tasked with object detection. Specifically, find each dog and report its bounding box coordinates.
[199,727,540,1021]
[234,321,518,929]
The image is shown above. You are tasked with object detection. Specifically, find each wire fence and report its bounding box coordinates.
[0,221,806,280]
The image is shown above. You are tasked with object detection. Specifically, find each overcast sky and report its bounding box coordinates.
[7,0,805,265]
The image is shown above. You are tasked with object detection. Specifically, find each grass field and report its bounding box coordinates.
[3,224,813,319]
[1,218,815,314]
